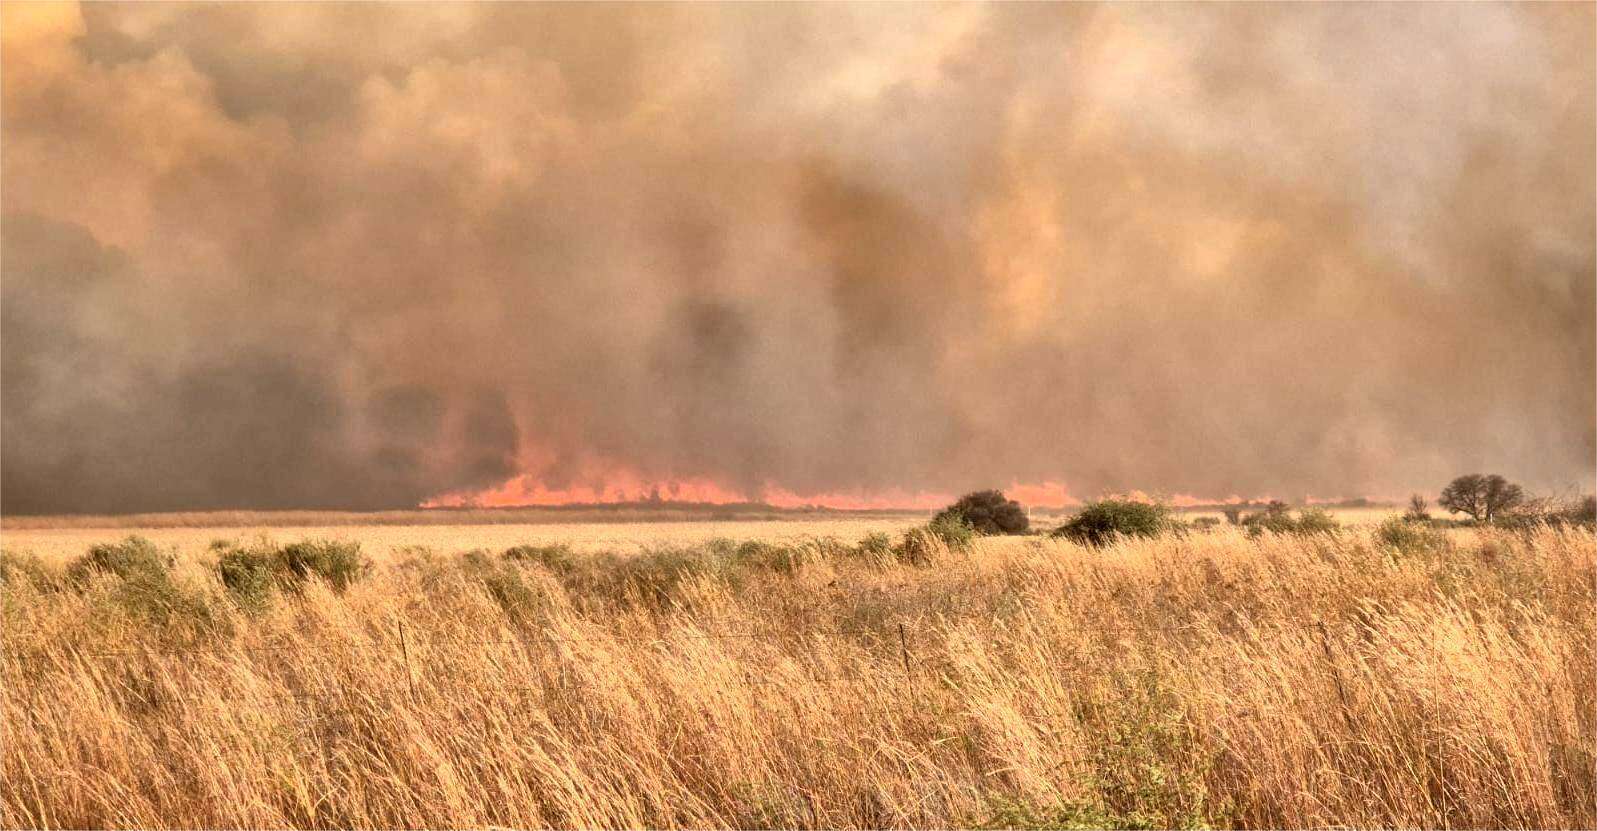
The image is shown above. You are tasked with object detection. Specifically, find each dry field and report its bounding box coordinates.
[0,507,1400,563]
[1,519,1591,828]
[0,517,931,564]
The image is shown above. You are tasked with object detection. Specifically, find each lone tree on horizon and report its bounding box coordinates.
[1438,474,1524,523]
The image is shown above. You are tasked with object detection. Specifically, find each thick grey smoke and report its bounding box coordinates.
[3,2,1592,513]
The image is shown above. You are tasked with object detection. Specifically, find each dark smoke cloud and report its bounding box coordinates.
[2,2,1592,513]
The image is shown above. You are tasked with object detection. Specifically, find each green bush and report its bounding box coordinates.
[934,490,1029,535]
[1053,500,1170,546]
[1376,516,1447,556]
[112,571,216,632]
[215,545,280,610]
[853,532,894,565]
[894,515,975,566]
[66,536,173,584]
[210,538,369,606]
[277,540,368,591]
[1294,507,1340,535]
[503,543,575,572]
[1240,503,1339,537]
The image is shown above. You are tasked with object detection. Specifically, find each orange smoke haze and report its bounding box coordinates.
[2,3,1592,515]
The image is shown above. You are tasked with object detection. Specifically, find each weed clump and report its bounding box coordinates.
[1054,500,1171,546]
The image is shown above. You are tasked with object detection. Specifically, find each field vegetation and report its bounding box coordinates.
[2,513,1592,828]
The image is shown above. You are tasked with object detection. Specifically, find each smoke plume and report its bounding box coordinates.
[3,2,1592,513]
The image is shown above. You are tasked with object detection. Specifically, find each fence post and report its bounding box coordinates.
[398,620,417,700]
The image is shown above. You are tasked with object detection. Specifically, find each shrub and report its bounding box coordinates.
[612,547,716,605]
[727,540,814,574]
[934,490,1029,535]
[1191,516,1222,531]
[503,543,575,572]
[277,540,368,591]
[1404,494,1432,523]
[211,538,370,605]
[1570,495,1597,527]
[112,571,217,633]
[462,550,546,621]
[1376,516,1447,555]
[1240,503,1339,537]
[66,536,173,584]
[927,513,977,549]
[1053,500,1170,546]
[853,532,894,564]
[1496,494,1597,531]
[1294,507,1339,535]
[0,551,62,591]
[893,515,975,566]
[216,545,279,610]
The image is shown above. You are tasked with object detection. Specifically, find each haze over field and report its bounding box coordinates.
[3,2,1593,514]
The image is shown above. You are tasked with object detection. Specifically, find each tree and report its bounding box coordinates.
[1438,474,1524,523]
[935,490,1028,535]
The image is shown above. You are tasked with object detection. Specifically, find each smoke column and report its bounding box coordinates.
[3,2,1592,513]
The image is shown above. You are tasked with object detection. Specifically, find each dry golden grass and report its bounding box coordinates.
[2,523,1591,828]
[0,517,930,562]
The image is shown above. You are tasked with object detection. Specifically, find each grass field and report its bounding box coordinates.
[0,506,1401,562]
[2,515,1591,828]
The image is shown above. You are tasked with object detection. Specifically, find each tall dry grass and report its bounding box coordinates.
[2,524,1592,828]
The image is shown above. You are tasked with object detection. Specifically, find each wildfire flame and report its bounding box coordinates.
[422,472,1081,511]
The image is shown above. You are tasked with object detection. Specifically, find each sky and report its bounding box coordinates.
[2,2,1593,514]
